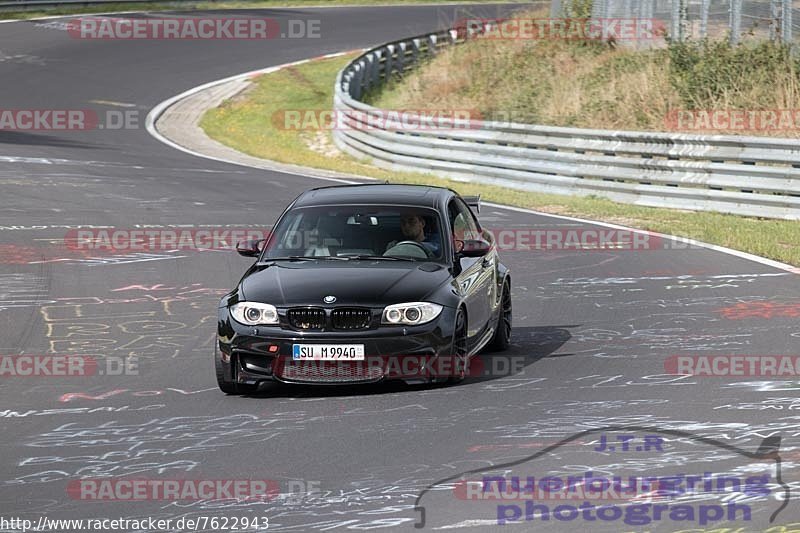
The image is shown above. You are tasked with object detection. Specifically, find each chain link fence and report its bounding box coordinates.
[554,0,797,44]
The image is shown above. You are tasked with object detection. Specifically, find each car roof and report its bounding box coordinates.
[292,184,454,209]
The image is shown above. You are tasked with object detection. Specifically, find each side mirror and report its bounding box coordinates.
[236,239,265,257]
[454,239,491,257]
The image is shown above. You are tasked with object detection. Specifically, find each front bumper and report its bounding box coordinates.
[217,306,457,385]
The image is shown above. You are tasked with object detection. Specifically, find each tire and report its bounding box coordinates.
[487,280,512,352]
[448,308,470,384]
[215,346,257,395]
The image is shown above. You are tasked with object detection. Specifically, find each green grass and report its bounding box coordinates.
[0,0,529,21]
[200,53,800,267]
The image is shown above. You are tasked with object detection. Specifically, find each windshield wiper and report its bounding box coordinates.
[347,255,414,261]
[258,256,350,264]
[258,256,314,263]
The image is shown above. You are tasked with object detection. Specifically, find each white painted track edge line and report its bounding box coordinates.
[144,51,362,184]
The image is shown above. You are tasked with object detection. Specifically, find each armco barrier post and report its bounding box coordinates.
[781,0,792,44]
[730,0,742,44]
[700,0,710,39]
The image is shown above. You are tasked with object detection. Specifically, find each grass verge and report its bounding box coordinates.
[371,6,800,137]
[0,0,529,21]
[200,53,800,266]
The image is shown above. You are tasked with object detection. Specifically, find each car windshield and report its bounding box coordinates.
[262,205,444,261]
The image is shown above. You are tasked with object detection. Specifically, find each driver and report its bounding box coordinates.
[386,214,440,256]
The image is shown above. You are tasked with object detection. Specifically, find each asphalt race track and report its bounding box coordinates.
[0,4,799,532]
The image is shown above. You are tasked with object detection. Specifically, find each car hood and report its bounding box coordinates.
[239,262,452,307]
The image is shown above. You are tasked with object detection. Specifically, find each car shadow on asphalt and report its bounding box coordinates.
[243,325,575,399]
[0,131,99,149]
[463,325,575,385]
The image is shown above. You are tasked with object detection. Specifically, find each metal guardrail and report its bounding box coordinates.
[332,26,800,220]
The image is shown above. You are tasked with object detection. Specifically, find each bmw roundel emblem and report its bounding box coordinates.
[324,295,337,304]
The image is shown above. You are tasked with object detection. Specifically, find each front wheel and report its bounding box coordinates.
[487,280,512,352]
[215,346,258,395]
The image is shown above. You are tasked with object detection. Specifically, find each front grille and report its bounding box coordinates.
[287,307,326,329]
[331,308,371,330]
[279,361,384,383]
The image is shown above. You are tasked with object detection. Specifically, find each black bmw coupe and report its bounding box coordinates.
[215,184,512,394]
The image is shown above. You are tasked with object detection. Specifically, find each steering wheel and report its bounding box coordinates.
[384,240,432,259]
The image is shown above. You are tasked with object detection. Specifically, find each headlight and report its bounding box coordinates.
[230,302,279,326]
[382,302,443,325]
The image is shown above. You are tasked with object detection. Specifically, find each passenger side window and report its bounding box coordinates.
[448,198,481,242]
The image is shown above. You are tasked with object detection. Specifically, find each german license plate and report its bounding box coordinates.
[292,344,365,360]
